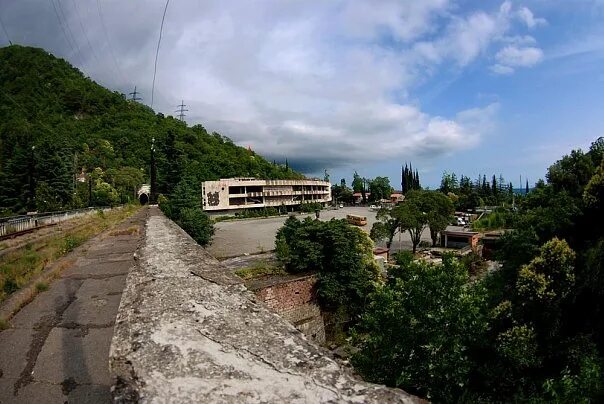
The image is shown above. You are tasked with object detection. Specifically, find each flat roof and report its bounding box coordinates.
[443,230,480,237]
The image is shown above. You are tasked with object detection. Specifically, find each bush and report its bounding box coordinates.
[275,216,381,319]
[299,202,323,213]
[176,207,214,246]
[352,256,488,402]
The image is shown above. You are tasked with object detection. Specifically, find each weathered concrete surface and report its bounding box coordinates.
[0,208,146,403]
[110,207,419,403]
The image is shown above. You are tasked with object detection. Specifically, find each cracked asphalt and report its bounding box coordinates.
[0,208,146,403]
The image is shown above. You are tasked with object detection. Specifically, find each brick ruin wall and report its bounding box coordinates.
[253,275,325,344]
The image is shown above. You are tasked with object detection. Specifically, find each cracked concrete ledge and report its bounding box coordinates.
[109,207,420,403]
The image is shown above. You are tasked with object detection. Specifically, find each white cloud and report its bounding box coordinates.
[517,7,547,28]
[5,0,519,172]
[500,35,537,46]
[490,64,515,75]
[496,46,544,67]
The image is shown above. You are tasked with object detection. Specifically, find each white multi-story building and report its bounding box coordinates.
[201,178,332,212]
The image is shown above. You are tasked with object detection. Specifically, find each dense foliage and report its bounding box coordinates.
[0,45,302,215]
[353,255,487,402]
[440,171,517,211]
[355,137,604,402]
[401,163,421,194]
[158,175,214,246]
[275,216,381,321]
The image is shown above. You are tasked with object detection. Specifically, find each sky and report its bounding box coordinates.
[1,0,603,188]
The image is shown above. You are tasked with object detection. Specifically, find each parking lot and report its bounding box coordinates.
[207,207,432,259]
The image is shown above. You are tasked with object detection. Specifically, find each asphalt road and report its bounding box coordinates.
[207,206,432,259]
[0,209,146,403]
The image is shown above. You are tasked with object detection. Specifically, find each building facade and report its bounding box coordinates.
[201,178,332,212]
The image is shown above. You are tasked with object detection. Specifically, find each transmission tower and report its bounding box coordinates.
[129,86,142,101]
[175,100,188,121]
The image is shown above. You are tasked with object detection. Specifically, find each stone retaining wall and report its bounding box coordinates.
[109,207,420,403]
[251,275,325,343]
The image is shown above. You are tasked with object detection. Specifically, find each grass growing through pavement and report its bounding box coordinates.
[35,281,49,292]
[235,261,287,280]
[0,205,140,303]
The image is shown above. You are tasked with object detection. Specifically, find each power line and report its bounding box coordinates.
[0,14,12,45]
[151,0,170,109]
[49,0,83,64]
[175,100,188,121]
[71,0,102,66]
[54,0,83,65]
[96,0,126,83]
[49,0,78,60]
[129,86,142,101]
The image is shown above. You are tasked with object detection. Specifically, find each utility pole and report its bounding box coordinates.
[150,137,157,204]
[129,86,142,102]
[28,145,36,210]
[175,100,188,121]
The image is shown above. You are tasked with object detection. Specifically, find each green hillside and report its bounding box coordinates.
[0,45,302,214]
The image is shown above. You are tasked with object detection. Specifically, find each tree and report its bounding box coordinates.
[160,175,214,246]
[370,207,399,249]
[425,191,454,246]
[547,149,595,198]
[352,255,487,402]
[275,216,381,319]
[177,207,214,245]
[368,176,392,202]
[391,190,451,252]
[92,180,120,206]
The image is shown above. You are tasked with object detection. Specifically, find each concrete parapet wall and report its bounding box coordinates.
[109,207,419,403]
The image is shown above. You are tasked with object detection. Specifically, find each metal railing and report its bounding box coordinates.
[0,207,113,238]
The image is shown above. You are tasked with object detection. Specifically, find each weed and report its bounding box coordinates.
[0,205,140,304]
[109,226,139,236]
[235,262,287,280]
[63,236,82,253]
[35,281,49,292]
[0,318,9,330]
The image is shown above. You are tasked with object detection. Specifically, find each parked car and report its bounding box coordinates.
[339,203,344,208]
[369,205,378,211]
[456,217,466,226]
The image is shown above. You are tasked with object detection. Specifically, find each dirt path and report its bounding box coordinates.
[0,208,146,403]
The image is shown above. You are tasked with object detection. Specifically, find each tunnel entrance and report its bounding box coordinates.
[139,193,149,205]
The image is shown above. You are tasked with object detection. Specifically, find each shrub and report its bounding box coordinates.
[275,216,381,319]
[299,202,323,213]
[176,207,214,246]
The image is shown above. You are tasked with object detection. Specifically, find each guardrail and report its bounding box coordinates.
[0,207,113,238]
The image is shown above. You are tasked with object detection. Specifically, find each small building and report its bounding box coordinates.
[201,178,332,213]
[373,247,390,262]
[390,193,404,204]
[441,226,481,249]
[76,169,87,183]
[481,229,508,260]
[352,192,371,204]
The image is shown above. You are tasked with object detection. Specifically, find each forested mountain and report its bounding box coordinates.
[0,45,302,214]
